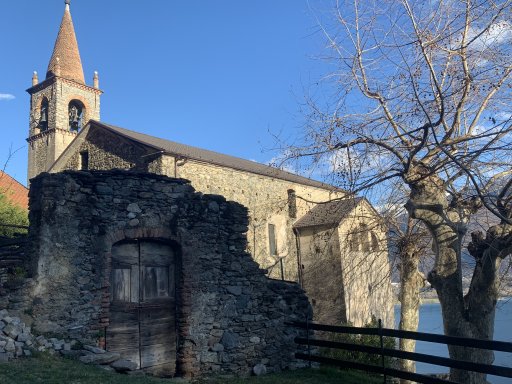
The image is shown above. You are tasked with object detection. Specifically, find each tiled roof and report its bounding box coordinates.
[46,3,84,84]
[0,172,29,211]
[293,197,362,229]
[92,121,343,192]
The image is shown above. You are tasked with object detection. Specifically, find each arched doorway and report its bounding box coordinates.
[107,240,177,375]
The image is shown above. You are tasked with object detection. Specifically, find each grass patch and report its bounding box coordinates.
[0,354,381,384]
[0,354,168,384]
[196,366,382,384]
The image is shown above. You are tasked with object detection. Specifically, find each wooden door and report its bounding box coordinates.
[107,240,176,375]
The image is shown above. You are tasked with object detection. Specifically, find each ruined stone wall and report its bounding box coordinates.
[28,170,311,376]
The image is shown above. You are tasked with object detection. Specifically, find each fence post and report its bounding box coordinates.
[378,319,387,383]
[306,314,311,368]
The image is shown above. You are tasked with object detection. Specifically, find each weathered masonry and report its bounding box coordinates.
[27,170,311,376]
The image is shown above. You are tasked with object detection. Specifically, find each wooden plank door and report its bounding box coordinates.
[107,240,176,375]
[108,241,140,365]
[139,242,176,372]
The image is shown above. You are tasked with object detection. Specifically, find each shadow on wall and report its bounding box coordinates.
[26,170,312,377]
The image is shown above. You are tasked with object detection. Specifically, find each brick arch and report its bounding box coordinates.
[34,96,50,132]
[38,95,50,109]
[65,94,90,112]
[31,93,51,127]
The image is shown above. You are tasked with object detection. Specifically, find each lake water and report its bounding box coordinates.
[394,298,512,384]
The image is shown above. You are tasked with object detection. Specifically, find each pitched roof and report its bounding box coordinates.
[46,3,85,84]
[0,172,29,211]
[90,121,343,192]
[293,197,363,229]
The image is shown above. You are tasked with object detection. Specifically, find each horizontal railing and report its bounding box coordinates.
[289,320,512,384]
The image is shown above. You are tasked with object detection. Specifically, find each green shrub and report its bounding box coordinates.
[320,316,396,368]
[0,192,28,238]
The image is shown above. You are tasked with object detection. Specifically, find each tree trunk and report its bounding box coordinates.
[404,168,499,384]
[398,237,424,384]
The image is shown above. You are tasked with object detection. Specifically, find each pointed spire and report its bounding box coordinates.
[46,0,85,84]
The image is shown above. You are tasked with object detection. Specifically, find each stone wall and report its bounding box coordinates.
[337,201,394,328]
[55,131,346,282]
[27,170,311,377]
[295,200,394,328]
[63,128,145,171]
[298,225,347,325]
[174,158,341,282]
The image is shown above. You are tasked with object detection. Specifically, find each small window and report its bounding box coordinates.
[143,267,169,300]
[287,189,297,218]
[268,223,277,256]
[361,232,370,252]
[112,268,131,302]
[349,231,360,252]
[80,151,89,170]
[371,232,380,252]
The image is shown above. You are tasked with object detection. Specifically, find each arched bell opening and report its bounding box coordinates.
[68,99,85,132]
[38,97,49,131]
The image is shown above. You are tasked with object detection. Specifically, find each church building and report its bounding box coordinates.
[26,1,393,328]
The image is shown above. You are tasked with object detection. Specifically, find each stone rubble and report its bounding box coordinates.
[0,309,138,373]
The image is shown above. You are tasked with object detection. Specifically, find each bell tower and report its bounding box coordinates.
[26,0,102,183]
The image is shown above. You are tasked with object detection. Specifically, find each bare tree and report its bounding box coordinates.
[283,1,512,382]
[380,183,429,383]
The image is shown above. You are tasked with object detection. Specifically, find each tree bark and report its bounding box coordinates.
[398,236,424,384]
[404,168,499,384]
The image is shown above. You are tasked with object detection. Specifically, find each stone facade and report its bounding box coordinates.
[27,170,311,376]
[54,125,344,282]
[297,201,393,327]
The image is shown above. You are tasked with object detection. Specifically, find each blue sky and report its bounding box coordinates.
[0,0,333,186]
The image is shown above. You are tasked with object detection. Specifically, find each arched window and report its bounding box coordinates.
[68,100,84,132]
[371,232,380,252]
[349,231,360,252]
[38,97,49,131]
[361,232,371,252]
[287,189,297,218]
[361,225,370,252]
